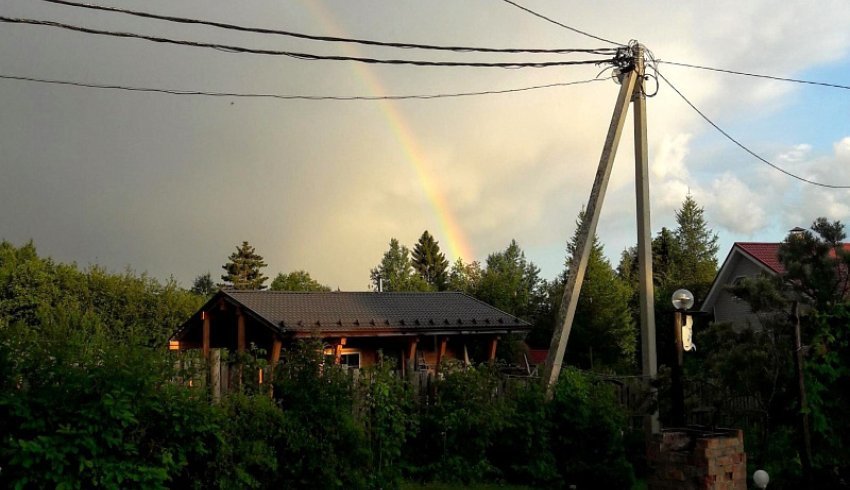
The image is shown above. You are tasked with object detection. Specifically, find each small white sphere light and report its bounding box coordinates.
[671,289,694,310]
[753,469,769,489]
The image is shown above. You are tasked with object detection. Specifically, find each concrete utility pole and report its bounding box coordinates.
[543,43,659,432]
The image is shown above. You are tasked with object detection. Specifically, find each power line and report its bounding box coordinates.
[0,73,608,100]
[498,0,624,47]
[658,60,850,91]
[38,0,618,56]
[657,71,850,190]
[0,16,614,69]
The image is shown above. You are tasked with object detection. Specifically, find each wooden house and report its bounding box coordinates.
[171,289,532,374]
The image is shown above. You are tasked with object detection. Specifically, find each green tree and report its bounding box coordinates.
[446,257,483,294]
[475,240,542,319]
[780,217,849,310]
[221,241,268,290]
[190,272,216,296]
[551,212,637,370]
[370,238,432,292]
[270,270,331,292]
[671,194,719,302]
[696,218,850,486]
[411,230,449,290]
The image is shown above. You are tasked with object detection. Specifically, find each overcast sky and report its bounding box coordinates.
[2,0,849,290]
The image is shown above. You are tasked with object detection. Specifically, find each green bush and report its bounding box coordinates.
[273,340,370,489]
[548,367,635,489]
[0,315,221,489]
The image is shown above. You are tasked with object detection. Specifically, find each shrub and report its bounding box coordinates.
[548,367,635,489]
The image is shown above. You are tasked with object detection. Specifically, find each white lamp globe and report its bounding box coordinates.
[671,289,694,310]
[753,469,769,488]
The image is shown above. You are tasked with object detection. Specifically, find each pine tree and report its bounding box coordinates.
[672,194,719,302]
[411,230,449,290]
[221,241,268,290]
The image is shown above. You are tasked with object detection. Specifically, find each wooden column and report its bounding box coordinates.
[435,336,448,374]
[202,311,210,359]
[210,348,221,403]
[488,336,499,365]
[334,337,346,364]
[405,337,419,378]
[268,337,283,398]
[237,308,246,353]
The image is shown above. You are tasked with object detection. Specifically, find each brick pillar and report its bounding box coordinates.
[647,428,746,490]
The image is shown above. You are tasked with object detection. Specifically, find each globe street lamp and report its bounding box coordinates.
[671,289,694,427]
[753,469,769,488]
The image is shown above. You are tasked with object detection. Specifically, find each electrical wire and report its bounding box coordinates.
[0,16,614,69]
[498,0,624,47]
[37,0,619,56]
[0,73,608,100]
[657,60,850,91]
[657,71,850,190]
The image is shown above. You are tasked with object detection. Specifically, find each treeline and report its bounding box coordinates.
[367,194,719,372]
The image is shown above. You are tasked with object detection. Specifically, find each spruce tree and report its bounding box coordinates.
[221,241,268,290]
[672,194,719,302]
[558,212,637,370]
[411,230,449,290]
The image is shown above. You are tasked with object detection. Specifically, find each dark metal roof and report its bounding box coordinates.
[217,290,531,335]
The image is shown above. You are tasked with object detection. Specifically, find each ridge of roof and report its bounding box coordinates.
[735,242,783,274]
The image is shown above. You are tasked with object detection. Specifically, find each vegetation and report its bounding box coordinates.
[370,238,432,292]
[221,241,269,290]
[270,270,331,292]
[693,218,850,488]
[6,200,850,488]
[412,230,450,291]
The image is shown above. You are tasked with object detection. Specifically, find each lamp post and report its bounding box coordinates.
[671,288,694,427]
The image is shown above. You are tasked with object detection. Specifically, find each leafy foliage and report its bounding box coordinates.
[270,270,331,292]
[221,241,269,290]
[190,272,217,297]
[475,240,543,321]
[273,340,370,489]
[370,238,432,292]
[549,368,635,489]
[445,257,483,294]
[0,317,221,490]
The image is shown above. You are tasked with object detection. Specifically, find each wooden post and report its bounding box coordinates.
[268,337,282,398]
[210,348,221,403]
[435,337,448,375]
[406,337,419,377]
[202,311,210,359]
[334,337,346,365]
[237,309,246,353]
[543,64,639,394]
[488,336,499,365]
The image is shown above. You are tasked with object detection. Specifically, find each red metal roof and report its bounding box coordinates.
[736,243,784,274]
[736,242,850,276]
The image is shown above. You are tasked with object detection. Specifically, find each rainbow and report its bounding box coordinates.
[299,1,473,262]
